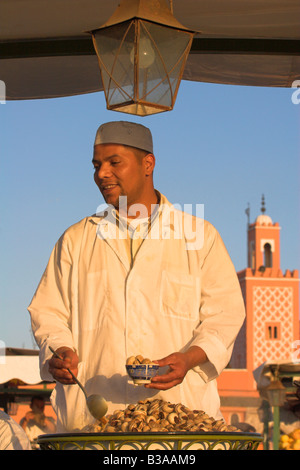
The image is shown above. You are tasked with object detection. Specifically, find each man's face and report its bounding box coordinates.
[31,398,45,414]
[93,144,152,215]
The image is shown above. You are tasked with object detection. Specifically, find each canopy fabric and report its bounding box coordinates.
[0,0,299,100]
[0,356,42,385]
[253,361,300,391]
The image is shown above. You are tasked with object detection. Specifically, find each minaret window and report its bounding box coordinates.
[265,322,281,340]
[263,242,272,267]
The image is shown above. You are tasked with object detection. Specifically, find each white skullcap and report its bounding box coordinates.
[94,121,153,153]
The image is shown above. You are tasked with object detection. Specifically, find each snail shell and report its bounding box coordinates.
[198,425,210,432]
[135,403,148,412]
[148,403,160,415]
[190,425,200,431]
[213,419,225,429]
[150,426,161,432]
[203,416,215,424]
[120,421,129,432]
[132,410,147,419]
[148,419,159,429]
[226,425,238,431]
[105,425,117,432]
[141,358,152,364]
[167,412,179,425]
[174,403,186,414]
[126,356,137,365]
[113,410,125,419]
[128,419,140,432]
[218,424,229,432]
[146,415,157,425]
[162,403,174,413]
[135,355,144,364]
[142,424,151,432]
[159,418,169,428]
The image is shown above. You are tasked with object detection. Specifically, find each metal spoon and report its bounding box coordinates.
[49,346,108,420]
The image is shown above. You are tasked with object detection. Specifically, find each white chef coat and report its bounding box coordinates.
[28,193,245,432]
[0,411,32,450]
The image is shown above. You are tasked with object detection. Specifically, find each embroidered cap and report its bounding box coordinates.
[94,121,153,153]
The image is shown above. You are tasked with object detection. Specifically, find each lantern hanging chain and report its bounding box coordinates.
[169,0,173,14]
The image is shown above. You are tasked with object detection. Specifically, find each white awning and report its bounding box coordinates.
[0,348,42,385]
[253,360,300,391]
[0,356,41,385]
[0,0,299,100]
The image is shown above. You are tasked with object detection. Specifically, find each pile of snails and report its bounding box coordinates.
[85,399,239,433]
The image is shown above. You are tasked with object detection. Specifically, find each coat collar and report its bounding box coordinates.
[88,192,201,267]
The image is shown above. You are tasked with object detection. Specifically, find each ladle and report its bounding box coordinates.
[49,346,108,420]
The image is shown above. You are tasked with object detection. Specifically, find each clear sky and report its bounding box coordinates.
[1,80,299,349]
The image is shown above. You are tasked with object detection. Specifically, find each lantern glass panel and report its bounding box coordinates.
[266,387,286,407]
[137,21,193,107]
[93,21,136,106]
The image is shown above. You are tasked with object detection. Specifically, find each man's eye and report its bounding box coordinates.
[111,160,120,165]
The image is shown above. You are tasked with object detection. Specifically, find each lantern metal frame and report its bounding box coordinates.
[88,0,196,116]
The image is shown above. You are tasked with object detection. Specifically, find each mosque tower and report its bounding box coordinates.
[247,195,280,273]
[217,196,299,428]
[230,195,299,371]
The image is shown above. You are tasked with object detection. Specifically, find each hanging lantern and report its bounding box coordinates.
[88,0,196,116]
[266,378,286,407]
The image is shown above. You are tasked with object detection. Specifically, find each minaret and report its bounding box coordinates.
[216,196,299,431]
[247,195,281,273]
[230,196,299,370]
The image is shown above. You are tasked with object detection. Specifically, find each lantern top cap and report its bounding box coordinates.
[94,121,153,153]
[94,0,196,32]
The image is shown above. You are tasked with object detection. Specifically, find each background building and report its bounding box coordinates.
[217,196,300,437]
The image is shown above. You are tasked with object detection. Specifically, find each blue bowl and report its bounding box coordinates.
[126,364,160,385]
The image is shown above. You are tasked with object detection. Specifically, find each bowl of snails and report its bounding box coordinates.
[126,355,159,385]
[37,399,263,451]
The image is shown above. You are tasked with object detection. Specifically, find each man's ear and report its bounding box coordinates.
[144,153,155,176]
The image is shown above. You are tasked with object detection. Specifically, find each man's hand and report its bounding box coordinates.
[48,347,79,385]
[24,411,35,422]
[145,346,207,391]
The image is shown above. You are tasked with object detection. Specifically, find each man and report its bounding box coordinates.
[28,121,245,432]
[19,396,56,447]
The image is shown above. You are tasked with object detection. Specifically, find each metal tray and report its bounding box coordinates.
[37,431,263,450]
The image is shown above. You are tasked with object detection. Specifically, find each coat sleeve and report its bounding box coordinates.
[28,232,76,381]
[189,224,246,382]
